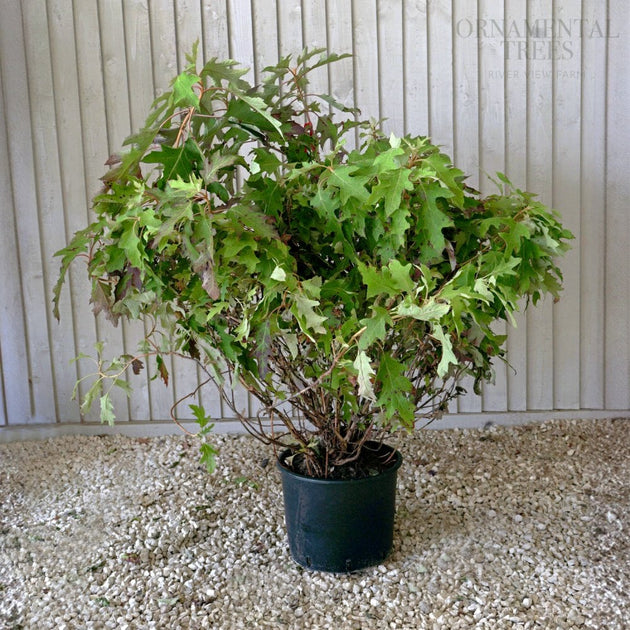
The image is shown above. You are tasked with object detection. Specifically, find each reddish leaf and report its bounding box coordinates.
[156,355,169,386]
[91,280,120,327]
[104,153,121,166]
[131,358,144,375]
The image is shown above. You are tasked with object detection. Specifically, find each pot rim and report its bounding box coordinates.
[276,442,403,484]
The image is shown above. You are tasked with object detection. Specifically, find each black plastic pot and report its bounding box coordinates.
[277,443,403,573]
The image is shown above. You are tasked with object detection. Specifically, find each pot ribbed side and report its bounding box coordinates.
[277,444,403,573]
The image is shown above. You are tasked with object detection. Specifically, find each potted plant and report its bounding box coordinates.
[54,47,572,572]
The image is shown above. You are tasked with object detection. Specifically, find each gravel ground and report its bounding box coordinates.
[0,418,628,630]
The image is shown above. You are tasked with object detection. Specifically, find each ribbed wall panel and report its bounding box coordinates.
[1,0,628,436]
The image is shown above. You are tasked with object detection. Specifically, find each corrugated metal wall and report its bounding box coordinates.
[1,0,629,438]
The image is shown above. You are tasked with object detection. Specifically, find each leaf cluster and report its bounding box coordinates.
[54,47,572,477]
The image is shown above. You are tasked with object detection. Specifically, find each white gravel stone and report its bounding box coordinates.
[0,418,628,629]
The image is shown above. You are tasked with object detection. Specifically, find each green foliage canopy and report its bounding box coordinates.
[54,47,572,476]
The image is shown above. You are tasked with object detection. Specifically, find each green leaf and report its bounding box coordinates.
[270,266,287,282]
[395,297,450,322]
[199,440,219,474]
[324,166,370,204]
[80,379,102,415]
[481,255,521,279]
[421,151,466,207]
[359,307,392,350]
[416,182,454,260]
[172,72,200,108]
[119,223,144,269]
[53,229,92,320]
[227,205,279,240]
[283,333,299,359]
[113,378,132,396]
[472,278,494,302]
[238,94,284,137]
[317,92,358,114]
[190,403,209,427]
[359,260,415,299]
[144,138,204,181]
[383,169,413,217]
[99,393,116,426]
[254,321,272,378]
[369,161,414,217]
[432,324,458,378]
[495,171,513,186]
[184,40,200,71]
[389,133,402,149]
[292,293,327,336]
[251,147,282,174]
[298,49,352,75]
[311,186,340,228]
[376,354,415,424]
[353,350,376,401]
[200,57,249,85]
